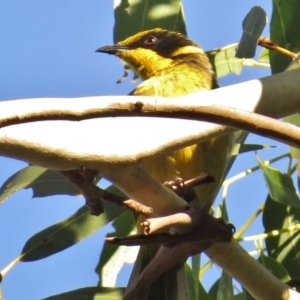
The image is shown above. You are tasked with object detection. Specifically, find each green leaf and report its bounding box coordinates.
[284,114,300,177]
[236,6,267,58]
[284,114,300,132]
[96,210,135,286]
[286,54,300,71]
[224,131,249,178]
[270,1,300,73]
[21,202,126,261]
[232,143,276,156]
[263,195,300,279]
[0,166,80,204]
[216,272,234,300]
[114,0,186,43]
[258,253,290,282]
[207,46,243,78]
[209,278,220,300]
[233,293,247,300]
[217,201,229,224]
[185,263,212,300]
[42,287,125,300]
[257,154,300,208]
[191,255,201,300]
[258,47,269,63]
[105,184,127,198]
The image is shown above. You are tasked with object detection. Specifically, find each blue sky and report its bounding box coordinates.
[0,1,288,299]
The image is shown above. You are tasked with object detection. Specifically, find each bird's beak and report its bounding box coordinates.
[95,45,130,55]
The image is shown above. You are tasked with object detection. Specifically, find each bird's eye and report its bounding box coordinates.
[144,36,157,45]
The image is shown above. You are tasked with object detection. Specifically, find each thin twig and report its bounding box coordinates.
[60,170,152,216]
[258,37,299,59]
[61,171,212,217]
[106,217,233,246]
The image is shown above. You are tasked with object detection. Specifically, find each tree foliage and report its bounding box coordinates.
[1,1,300,299]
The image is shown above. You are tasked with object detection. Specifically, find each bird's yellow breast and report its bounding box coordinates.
[131,63,233,210]
[142,134,233,211]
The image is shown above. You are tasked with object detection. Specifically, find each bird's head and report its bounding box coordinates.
[96,28,212,80]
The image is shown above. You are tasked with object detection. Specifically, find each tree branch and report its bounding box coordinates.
[2,99,300,149]
[60,170,153,216]
[205,240,299,300]
[2,67,300,130]
[0,69,299,299]
[0,69,300,217]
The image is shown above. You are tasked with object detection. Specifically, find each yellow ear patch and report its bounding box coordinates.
[170,45,204,57]
[118,48,174,80]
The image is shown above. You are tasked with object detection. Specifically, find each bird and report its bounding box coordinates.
[96,28,234,300]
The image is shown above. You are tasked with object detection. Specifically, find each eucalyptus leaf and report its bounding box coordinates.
[216,271,234,300]
[185,263,212,300]
[232,143,276,156]
[207,46,243,78]
[236,6,267,58]
[96,210,135,286]
[233,293,247,300]
[258,46,269,63]
[217,201,229,224]
[284,114,300,177]
[258,154,300,208]
[0,166,80,205]
[286,54,300,71]
[208,278,220,300]
[191,255,201,300]
[42,287,125,300]
[21,202,125,261]
[270,1,300,73]
[263,195,300,279]
[114,0,186,43]
[258,253,290,282]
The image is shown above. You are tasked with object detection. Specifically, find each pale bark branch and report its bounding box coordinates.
[1,100,300,149]
[206,240,299,300]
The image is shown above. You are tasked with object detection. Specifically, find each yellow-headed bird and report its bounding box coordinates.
[97,28,234,300]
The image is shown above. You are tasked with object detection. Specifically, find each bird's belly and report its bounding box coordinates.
[142,134,234,210]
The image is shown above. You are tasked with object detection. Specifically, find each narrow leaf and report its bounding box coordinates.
[233,293,247,300]
[217,200,230,224]
[217,272,234,300]
[270,1,300,73]
[0,166,79,204]
[21,202,125,261]
[42,287,125,300]
[114,0,186,43]
[191,255,200,300]
[257,154,300,208]
[236,6,267,58]
[185,263,212,300]
[284,114,300,177]
[232,143,276,156]
[209,278,220,300]
[258,47,269,63]
[96,210,136,286]
[258,253,290,282]
[207,46,243,78]
[263,195,300,279]
[286,54,300,71]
